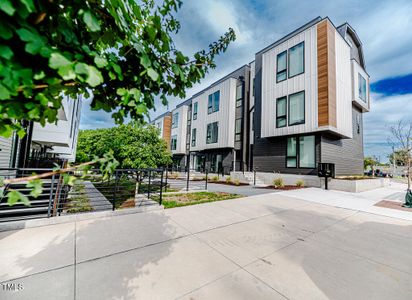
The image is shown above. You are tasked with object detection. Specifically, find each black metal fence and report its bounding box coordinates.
[0,168,165,223]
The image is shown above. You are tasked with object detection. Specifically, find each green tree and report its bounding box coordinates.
[0,0,235,137]
[364,156,378,177]
[76,123,172,169]
[388,149,411,166]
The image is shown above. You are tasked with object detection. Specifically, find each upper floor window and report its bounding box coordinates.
[358,73,367,102]
[193,102,198,120]
[191,128,196,147]
[172,112,179,128]
[288,91,305,126]
[235,118,242,141]
[156,122,161,129]
[236,84,243,107]
[208,91,220,114]
[206,121,219,144]
[288,42,304,78]
[187,108,191,121]
[171,135,177,150]
[276,97,287,128]
[276,51,287,82]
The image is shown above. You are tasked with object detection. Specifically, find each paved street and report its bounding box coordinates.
[1,189,412,299]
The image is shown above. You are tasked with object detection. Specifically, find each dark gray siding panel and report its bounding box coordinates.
[320,106,364,176]
[253,135,320,175]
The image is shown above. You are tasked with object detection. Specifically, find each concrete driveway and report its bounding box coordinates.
[1,191,412,299]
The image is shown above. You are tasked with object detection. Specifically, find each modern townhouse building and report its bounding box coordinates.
[150,111,172,150]
[252,16,369,176]
[189,65,251,174]
[0,95,82,168]
[152,16,369,177]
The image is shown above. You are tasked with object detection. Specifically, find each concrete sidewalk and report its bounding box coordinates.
[1,191,412,299]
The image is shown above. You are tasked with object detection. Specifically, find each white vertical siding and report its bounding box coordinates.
[261,25,318,138]
[249,61,255,144]
[0,136,12,168]
[334,32,353,138]
[171,105,188,154]
[190,78,236,151]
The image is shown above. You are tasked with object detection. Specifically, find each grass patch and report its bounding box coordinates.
[152,191,242,209]
[66,183,93,213]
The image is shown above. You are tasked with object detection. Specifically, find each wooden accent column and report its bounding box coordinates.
[317,20,337,127]
[163,114,172,150]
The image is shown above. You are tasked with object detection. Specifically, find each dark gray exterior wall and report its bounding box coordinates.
[320,106,364,175]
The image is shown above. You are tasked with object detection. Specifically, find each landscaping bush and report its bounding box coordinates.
[211,175,219,182]
[234,179,240,186]
[225,176,231,183]
[296,179,305,187]
[273,177,284,188]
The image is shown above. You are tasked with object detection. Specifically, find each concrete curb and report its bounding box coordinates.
[0,204,164,232]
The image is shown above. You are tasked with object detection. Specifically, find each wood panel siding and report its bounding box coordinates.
[162,115,172,150]
[317,20,337,127]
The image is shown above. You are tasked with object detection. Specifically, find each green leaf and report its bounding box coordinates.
[20,0,35,13]
[7,190,30,206]
[49,53,72,69]
[58,64,76,80]
[63,174,76,186]
[0,0,15,16]
[26,178,43,198]
[0,83,10,100]
[147,68,159,81]
[140,54,151,69]
[0,45,13,59]
[16,28,44,54]
[86,66,103,87]
[94,56,108,68]
[0,21,13,39]
[83,11,101,32]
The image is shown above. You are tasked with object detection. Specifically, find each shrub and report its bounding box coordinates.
[296,179,305,187]
[225,176,231,183]
[273,177,284,188]
[234,179,240,186]
[211,175,219,182]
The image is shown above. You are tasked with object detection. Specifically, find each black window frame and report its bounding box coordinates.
[193,102,198,120]
[276,96,287,128]
[276,50,287,83]
[191,128,196,147]
[206,121,218,144]
[286,134,316,169]
[236,84,243,107]
[288,91,305,126]
[288,41,305,79]
[171,135,177,150]
[235,118,242,142]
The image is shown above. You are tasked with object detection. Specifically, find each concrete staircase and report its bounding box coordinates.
[238,172,267,187]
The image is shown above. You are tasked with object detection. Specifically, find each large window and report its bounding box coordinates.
[193,102,198,120]
[286,135,315,168]
[236,84,243,107]
[299,136,315,168]
[191,128,196,147]
[235,118,242,141]
[276,97,287,128]
[171,135,177,150]
[288,42,304,78]
[288,91,305,126]
[276,51,287,82]
[172,112,179,128]
[358,73,367,102]
[286,137,297,167]
[206,122,218,144]
[208,91,220,114]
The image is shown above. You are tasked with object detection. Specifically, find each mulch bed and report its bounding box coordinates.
[374,200,412,212]
[208,181,249,186]
[258,185,305,190]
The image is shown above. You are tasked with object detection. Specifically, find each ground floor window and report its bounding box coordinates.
[171,135,177,150]
[286,135,315,168]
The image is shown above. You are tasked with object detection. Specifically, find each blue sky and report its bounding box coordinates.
[80,0,412,163]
